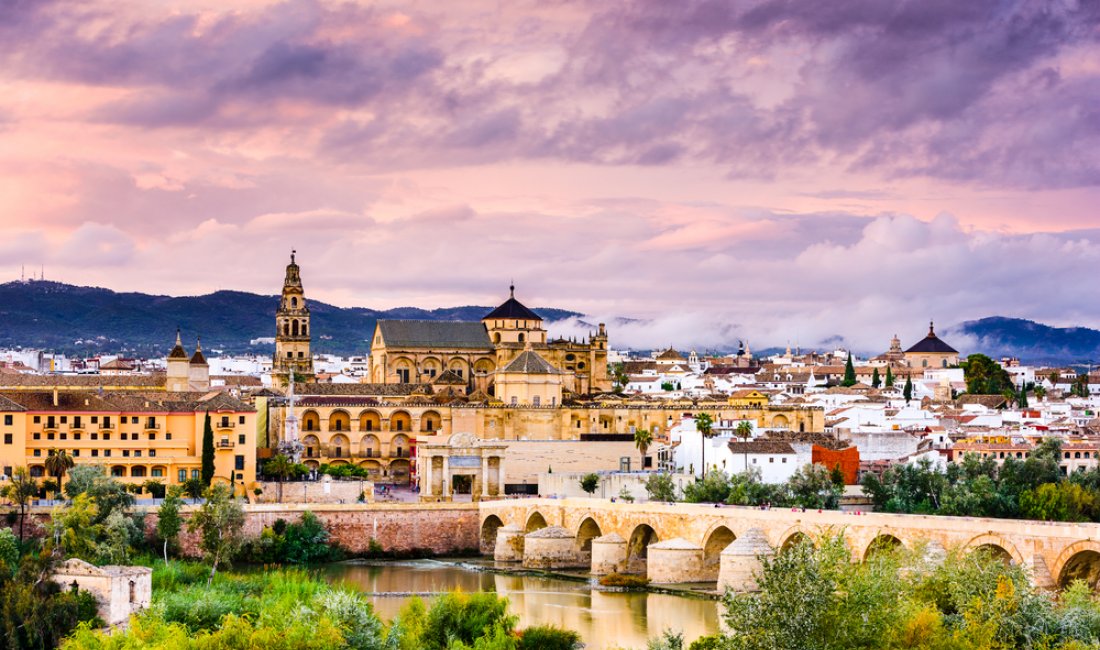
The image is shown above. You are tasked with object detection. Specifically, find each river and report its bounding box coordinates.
[318,559,722,649]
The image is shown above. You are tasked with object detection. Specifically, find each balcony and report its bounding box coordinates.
[144,422,161,430]
[215,420,236,429]
[357,450,381,459]
[216,440,236,449]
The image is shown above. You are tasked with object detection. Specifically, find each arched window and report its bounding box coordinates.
[302,324,308,336]
[291,297,298,307]
[494,333,501,344]
[292,320,299,336]
[283,323,289,336]
[518,333,525,343]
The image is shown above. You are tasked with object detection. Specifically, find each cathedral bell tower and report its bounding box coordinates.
[273,250,314,389]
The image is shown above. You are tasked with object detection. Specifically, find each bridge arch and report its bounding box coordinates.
[1053,540,1100,590]
[965,534,1024,566]
[525,511,549,533]
[576,517,603,554]
[776,525,816,552]
[703,525,736,569]
[481,515,504,555]
[626,524,660,573]
[863,533,905,561]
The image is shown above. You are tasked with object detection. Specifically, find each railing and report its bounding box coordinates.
[144,422,161,430]
[357,450,381,459]
[216,440,236,448]
[216,421,236,429]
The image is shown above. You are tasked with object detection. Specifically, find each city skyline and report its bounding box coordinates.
[2,1,1099,350]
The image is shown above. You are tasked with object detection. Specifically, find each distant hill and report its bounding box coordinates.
[0,281,580,357]
[952,317,1100,365]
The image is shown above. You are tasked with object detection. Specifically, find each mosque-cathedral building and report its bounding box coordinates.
[267,255,824,493]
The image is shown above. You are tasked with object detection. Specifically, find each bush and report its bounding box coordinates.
[518,624,583,650]
[599,573,650,588]
[687,634,725,650]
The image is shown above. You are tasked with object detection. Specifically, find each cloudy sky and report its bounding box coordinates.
[2,0,1099,351]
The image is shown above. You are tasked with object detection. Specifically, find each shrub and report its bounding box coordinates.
[599,573,650,588]
[518,624,583,650]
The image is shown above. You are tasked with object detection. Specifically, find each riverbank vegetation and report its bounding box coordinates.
[62,563,583,650]
[863,438,1100,522]
[647,466,845,509]
[693,535,1100,650]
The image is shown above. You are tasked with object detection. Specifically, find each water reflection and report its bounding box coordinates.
[319,560,721,650]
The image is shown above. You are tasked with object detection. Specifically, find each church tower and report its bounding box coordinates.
[273,251,313,389]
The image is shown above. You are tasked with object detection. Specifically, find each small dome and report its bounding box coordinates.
[721,528,774,557]
[650,538,701,551]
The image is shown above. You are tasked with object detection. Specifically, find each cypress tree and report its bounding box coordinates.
[903,376,913,403]
[201,411,215,487]
[871,368,881,389]
[842,353,857,387]
[885,366,895,388]
[1018,387,1029,409]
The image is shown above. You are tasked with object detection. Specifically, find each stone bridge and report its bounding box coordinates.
[479,498,1100,591]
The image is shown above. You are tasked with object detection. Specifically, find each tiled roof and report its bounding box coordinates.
[296,382,421,397]
[0,394,27,411]
[377,320,491,349]
[905,323,958,354]
[0,374,166,388]
[656,348,685,361]
[482,293,542,321]
[432,370,467,385]
[727,440,795,454]
[501,351,562,375]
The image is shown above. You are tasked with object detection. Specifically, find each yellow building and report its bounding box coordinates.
[368,285,611,395]
[0,389,257,492]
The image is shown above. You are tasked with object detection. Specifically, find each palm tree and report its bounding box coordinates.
[694,413,714,478]
[633,428,654,472]
[734,420,754,473]
[44,449,75,496]
[3,466,40,542]
[265,454,294,503]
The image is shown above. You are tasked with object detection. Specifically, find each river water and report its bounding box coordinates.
[318,560,722,649]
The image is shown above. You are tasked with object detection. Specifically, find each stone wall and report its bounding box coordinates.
[138,503,481,556]
[538,471,695,501]
[253,477,374,504]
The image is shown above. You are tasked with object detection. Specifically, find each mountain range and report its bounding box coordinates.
[0,280,580,357]
[2,281,1099,365]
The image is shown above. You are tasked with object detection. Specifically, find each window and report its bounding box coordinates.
[782,458,788,463]
[32,433,40,440]
[235,455,245,471]
[121,433,127,440]
[769,457,774,463]
[33,449,40,457]
[3,415,11,425]
[238,415,245,424]
[148,433,155,440]
[166,433,172,440]
[191,470,200,479]
[2,434,10,444]
[238,434,245,445]
[91,416,98,424]
[33,416,40,424]
[135,450,142,457]
[511,397,518,405]
[532,395,540,406]
[60,433,66,440]
[149,450,156,457]
[104,450,111,457]
[47,433,54,440]
[73,450,79,456]
[178,469,186,483]
[397,368,410,383]
[103,433,110,440]
[91,433,98,440]
[152,468,163,477]
[3,467,10,477]
[92,450,99,457]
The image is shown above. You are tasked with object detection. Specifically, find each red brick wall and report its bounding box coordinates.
[812,445,860,485]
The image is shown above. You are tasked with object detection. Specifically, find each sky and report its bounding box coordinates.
[2,0,1099,351]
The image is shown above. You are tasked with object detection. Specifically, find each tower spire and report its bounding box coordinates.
[509,279,514,299]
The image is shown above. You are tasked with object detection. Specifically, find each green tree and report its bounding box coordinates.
[188,484,245,585]
[201,411,215,487]
[962,353,1012,395]
[695,413,715,478]
[579,473,600,495]
[633,428,654,472]
[157,486,184,563]
[1018,386,1029,409]
[265,453,295,503]
[644,472,677,502]
[734,420,754,473]
[786,464,842,509]
[0,528,19,575]
[683,470,735,504]
[871,367,881,389]
[44,449,75,496]
[3,466,40,543]
[842,352,856,387]
[885,366,895,388]
[903,376,913,403]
